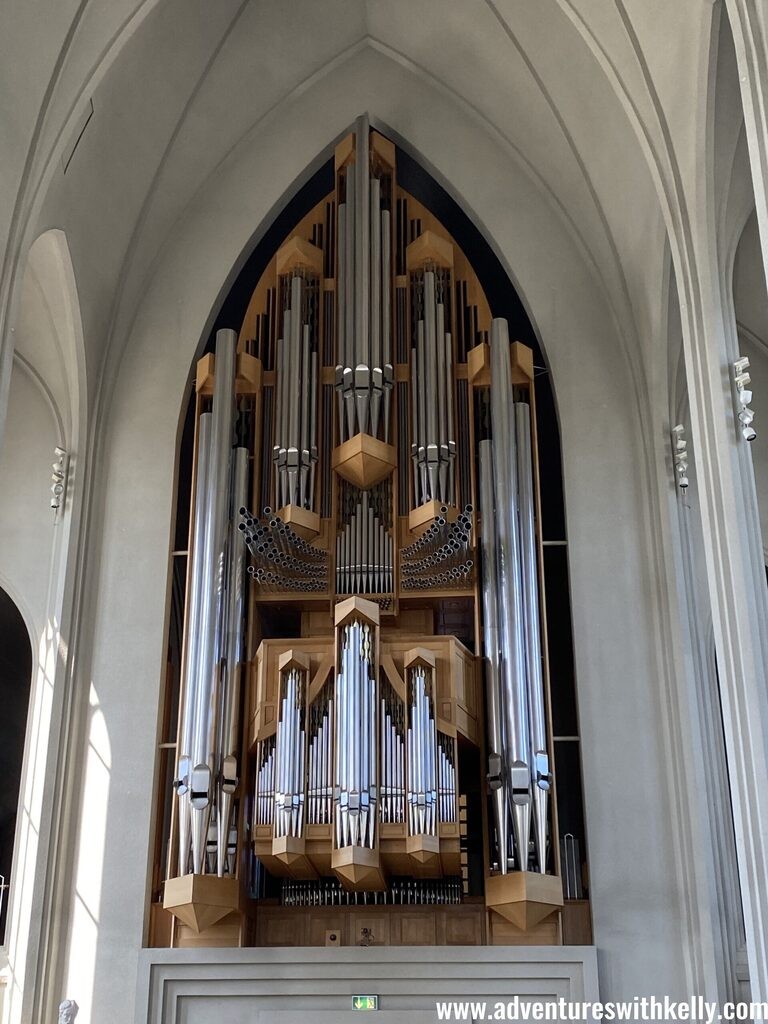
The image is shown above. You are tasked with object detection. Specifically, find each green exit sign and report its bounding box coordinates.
[352,995,378,1011]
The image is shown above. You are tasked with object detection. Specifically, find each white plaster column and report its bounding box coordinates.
[727,0,768,290]
[676,238,768,1008]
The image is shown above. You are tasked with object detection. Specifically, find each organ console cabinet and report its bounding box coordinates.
[156,116,588,950]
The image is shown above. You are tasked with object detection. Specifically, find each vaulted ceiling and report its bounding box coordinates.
[0,0,754,423]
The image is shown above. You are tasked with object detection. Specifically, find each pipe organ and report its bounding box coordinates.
[161,116,582,948]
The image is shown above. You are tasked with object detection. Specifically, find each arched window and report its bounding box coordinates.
[0,586,32,941]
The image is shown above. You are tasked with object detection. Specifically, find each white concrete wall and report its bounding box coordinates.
[136,948,599,1024]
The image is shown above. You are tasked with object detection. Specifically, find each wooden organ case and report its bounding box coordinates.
[158,117,590,951]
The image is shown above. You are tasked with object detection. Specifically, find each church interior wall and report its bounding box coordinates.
[2,2,768,1021]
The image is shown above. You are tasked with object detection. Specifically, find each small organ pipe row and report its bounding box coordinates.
[307,683,334,825]
[255,737,276,826]
[410,268,456,506]
[335,489,394,595]
[379,682,405,824]
[479,318,551,875]
[240,506,328,593]
[336,114,393,443]
[273,272,319,509]
[334,618,378,848]
[400,562,473,591]
[281,877,463,907]
[400,505,474,591]
[274,665,307,839]
[406,663,438,836]
[401,505,474,559]
[174,329,248,878]
[437,733,457,824]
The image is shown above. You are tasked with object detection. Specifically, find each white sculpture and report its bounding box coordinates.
[58,1001,79,1024]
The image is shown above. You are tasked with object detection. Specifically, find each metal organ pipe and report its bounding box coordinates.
[273,274,318,510]
[176,412,212,876]
[255,738,275,827]
[381,209,393,441]
[335,489,393,596]
[215,444,249,876]
[335,114,393,444]
[307,686,334,826]
[410,270,456,507]
[274,666,307,839]
[406,664,438,837]
[172,332,261,880]
[515,402,551,872]
[334,619,377,849]
[189,329,236,876]
[489,317,531,872]
[437,734,457,824]
[478,440,509,873]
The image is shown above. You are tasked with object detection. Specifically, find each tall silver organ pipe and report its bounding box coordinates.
[176,412,212,875]
[335,114,393,444]
[406,663,438,836]
[478,439,509,873]
[188,329,237,876]
[241,506,328,593]
[273,273,318,509]
[215,444,249,875]
[515,402,551,872]
[489,317,531,871]
[410,269,456,506]
[334,618,377,848]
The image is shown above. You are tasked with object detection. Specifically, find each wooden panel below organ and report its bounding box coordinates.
[250,902,487,947]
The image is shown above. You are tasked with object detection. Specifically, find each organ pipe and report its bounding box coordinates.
[176,411,211,876]
[274,662,307,839]
[406,662,438,837]
[215,444,249,876]
[410,269,456,507]
[273,273,318,510]
[489,317,532,871]
[334,615,377,849]
[478,439,509,873]
[174,329,244,879]
[379,681,405,825]
[307,683,334,825]
[335,488,393,596]
[515,402,551,872]
[335,114,393,444]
